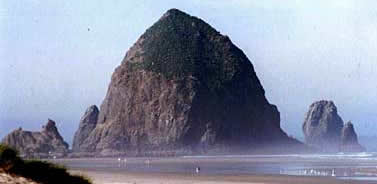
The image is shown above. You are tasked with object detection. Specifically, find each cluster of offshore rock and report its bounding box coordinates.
[1,119,68,158]
[0,9,366,157]
[302,100,365,152]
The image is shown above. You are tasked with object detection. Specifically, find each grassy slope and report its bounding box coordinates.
[0,144,91,184]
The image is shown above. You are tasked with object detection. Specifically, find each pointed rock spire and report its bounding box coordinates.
[72,105,99,152]
[341,121,365,152]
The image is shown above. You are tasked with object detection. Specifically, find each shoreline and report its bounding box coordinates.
[70,169,375,184]
[53,155,377,184]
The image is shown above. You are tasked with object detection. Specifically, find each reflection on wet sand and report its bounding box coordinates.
[281,167,377,178]
[52,153,377,182]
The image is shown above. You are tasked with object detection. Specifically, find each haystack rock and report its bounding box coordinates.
[72,105,99,152]
[73,8,303,156]
[1,119,68,158]
[340,121,365,152]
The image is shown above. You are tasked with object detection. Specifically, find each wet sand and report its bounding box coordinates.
[57,155,377,184]
[70,170,374,184]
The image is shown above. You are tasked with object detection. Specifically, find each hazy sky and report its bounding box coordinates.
[1,0,377,145]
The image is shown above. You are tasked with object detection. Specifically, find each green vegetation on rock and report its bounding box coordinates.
[126,9,247,91]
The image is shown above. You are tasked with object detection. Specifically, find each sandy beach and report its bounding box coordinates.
[70,169,374,184]
[0,173,40,184]
[53,155,377,184]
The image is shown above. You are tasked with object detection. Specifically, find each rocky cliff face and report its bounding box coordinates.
[73,9,302,156]
[341,121,365,152]
[1,119,68,158]
[72,105,99,152]
[303,100,364,152]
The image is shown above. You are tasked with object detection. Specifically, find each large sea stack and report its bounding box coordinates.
[73,9,302,156]
[303,100,365,152]
[1,119,69,158]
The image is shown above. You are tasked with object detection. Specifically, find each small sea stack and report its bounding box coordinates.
[340,121,365,152]
[1,119,69,158]
[302,100,365,152]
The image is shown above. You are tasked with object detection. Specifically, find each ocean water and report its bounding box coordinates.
[53,152,377,181]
